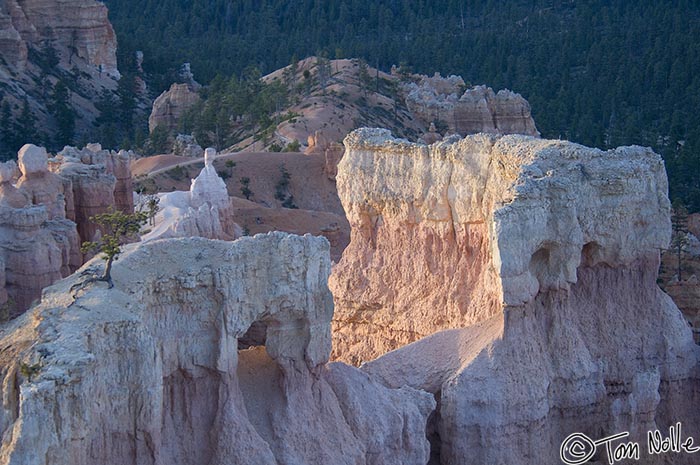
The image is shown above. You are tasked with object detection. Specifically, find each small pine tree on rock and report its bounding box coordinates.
[80,208,148,287]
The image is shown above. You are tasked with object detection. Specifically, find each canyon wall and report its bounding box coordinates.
[332,128,700,463]
[0,0,122,145]
[0,233,434,465]
[0,0,117,75]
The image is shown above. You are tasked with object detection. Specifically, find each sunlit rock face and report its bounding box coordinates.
[305,130,345,181]
[332,128,700,464]
[0,232,434,465]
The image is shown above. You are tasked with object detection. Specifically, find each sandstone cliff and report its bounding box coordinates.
[0,143,134,317]
[0,146,81,315]
[0,0,117,76]
[331,128,700,464]
[0,0,121,145]
[0,233,434,465]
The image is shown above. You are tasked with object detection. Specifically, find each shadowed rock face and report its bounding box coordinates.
[0,146,82,314]
[331,128,700,464]
[0,233,434,465]
[148,83,201,133]
[51,144,135,243]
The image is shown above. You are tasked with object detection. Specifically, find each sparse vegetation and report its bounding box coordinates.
[168,165,187,180]
[80,208,149,287]
[240,177,253,200]
[282,195,298,209]
[133,175,159,196]
[274,166,291,201]
[180,69,288,150]
[135,194,161,227]
[19,362,42,382]
[225,159,237,178]
[274,165,298,209]
[284,140,301,152]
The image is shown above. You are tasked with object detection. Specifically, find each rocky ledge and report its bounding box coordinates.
[0,232,434,465]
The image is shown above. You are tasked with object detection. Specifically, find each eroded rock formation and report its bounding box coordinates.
[142,148,239,241]
[148,83,201,133]
[305,131,345,180]
[172,134,204,158]
[17,145,68,220]
[0,142,134,316]
[404,74,539,137]
[665,277,700,342]
[0,233,434,465]
[0,146,81,315]
[331,128,700,464]
[51,144,135,243]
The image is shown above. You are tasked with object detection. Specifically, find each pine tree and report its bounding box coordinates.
[0,100,13,158]
[117,73,137,136]
[80,208,148,287]
[316,54,331,95]
[48,81,76,148]
[94,89,120,149]
[14,99,38,150]
[357,59,371,96]
[671,200,689,281]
